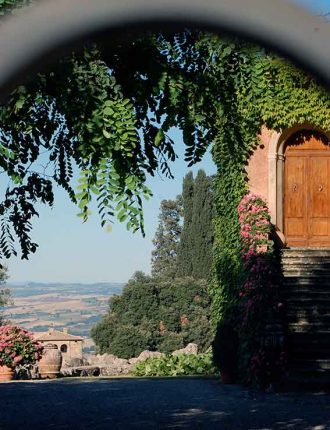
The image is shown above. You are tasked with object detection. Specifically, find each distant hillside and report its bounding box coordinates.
[7,282,124,298]
[3,282,124,346]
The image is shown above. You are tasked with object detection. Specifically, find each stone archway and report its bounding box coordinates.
[267,124,330,247]
[1,0,330,102]
[284,130,330,247]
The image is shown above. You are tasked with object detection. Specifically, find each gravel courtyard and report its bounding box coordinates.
[0,377,329,430]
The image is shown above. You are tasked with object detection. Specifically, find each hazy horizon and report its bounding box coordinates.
[7,280,126,286]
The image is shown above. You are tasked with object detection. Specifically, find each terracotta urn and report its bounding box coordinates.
[0,365,15,382]
[39,344,62,379]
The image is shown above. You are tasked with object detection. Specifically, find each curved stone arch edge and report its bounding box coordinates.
[0,0,330,101]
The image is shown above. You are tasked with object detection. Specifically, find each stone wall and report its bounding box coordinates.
[60,343,199,377]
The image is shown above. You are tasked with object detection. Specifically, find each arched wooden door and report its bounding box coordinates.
[284,131,330,247]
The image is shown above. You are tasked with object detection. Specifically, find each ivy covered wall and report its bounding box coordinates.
[209,39,330,360]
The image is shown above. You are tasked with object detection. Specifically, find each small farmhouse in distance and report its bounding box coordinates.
[35,328,83,362]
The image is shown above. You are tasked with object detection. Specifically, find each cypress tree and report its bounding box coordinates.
[191,170,214,279]
[0,267,10,326]
[151,197,182,279]
[176,172,194,277]
[176,170,214,279]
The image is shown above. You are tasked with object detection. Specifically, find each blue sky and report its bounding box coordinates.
[6,130,216,283]
[4,0,330,283]
[291,0,330,13]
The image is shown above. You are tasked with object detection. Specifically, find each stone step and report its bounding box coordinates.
[287,322,330,333]
[291,359,330,371]
[287,318,330,327]
[283,269,330,277]
[283,277,330,286]
[283,267,330,273]
[285,299,330,307]
[287,321,330,331]
[287,313,330,321]
[289,345,330,359]
[285,297,330,306]
[285,306,330,318]
[283,295,330,304]
[281,249,330,385]
[283,287,330,295]
[282,261,330,268]
[288,332,330,342]
[282,256,330,266]
[284,296,330,304]
[282,252,330,256]
[285,370,330,389]
[282,248,330,258]
[282,251,330,257]
[282,267,330,274]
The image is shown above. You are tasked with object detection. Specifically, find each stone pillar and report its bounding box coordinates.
[276,153,285,233]
[268,153,278,225]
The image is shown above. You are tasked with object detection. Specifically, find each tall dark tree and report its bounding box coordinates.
[191,170,214,279]
[176,170,214,279]
[151,197,182,279]
[176,172,194,277]
[0,267,10,325]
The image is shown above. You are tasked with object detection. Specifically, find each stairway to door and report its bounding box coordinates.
[282,248,330,387]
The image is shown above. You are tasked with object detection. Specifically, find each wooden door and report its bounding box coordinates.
[284,131,330,247]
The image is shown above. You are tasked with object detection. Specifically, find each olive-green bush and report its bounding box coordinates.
[132,353,217,377]
[91,273,213,358]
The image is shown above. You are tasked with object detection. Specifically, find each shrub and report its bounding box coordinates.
[237,193,286,386]
[109,322,161,359]
[212,322,238,378]
[0,325,43,368]
[91,274,212,358]
[158,332,185,354]
[238,193,282,326]
[132,353,217,377]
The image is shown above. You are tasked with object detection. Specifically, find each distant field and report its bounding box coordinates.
[3,282,124,350]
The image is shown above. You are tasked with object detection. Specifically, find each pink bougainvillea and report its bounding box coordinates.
[238,192,272,260]
[238,193,277,324]
[237,193,286,387]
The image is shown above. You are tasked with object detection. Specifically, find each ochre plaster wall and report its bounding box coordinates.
[246,127,272,202]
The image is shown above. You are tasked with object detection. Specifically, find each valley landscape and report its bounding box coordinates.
[3,282,124,351]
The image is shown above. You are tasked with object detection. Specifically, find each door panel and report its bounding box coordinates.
[285,157,307,246]
[309,157,328,218]
[309,157,329,245]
